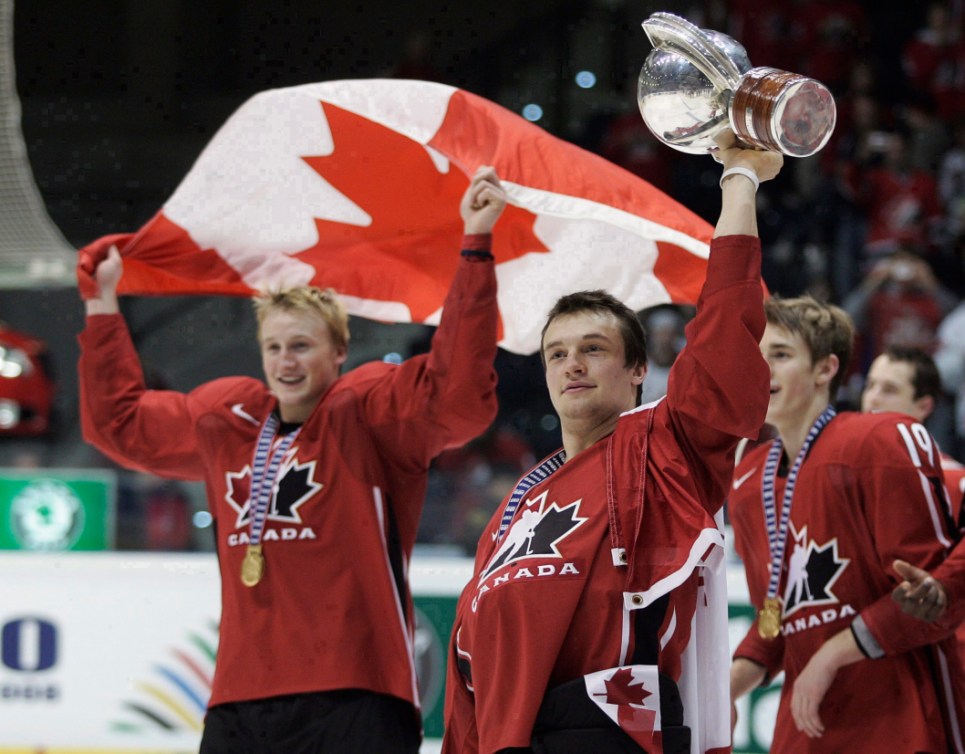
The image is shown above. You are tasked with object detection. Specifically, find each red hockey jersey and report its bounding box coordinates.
[78,256,498,710]
[935,510,965,627]
[943,452,965,525]
[930,452,965,676]
[443,235,770,754]
[730,412,963,753]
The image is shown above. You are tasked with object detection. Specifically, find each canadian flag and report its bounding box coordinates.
[78,79,713,354]
[585,665,663,751]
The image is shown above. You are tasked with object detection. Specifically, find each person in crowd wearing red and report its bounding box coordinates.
[901,0,965,122]
[854,129,945,257]
[843,249,957,376]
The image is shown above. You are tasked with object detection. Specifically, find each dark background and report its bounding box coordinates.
[3,0,712,468]
[0,0,957,548]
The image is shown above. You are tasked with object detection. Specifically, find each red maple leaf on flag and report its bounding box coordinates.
[429,89,713,304]
[80,81,724,355]
[298,102,548,323]
[597,667,659,734]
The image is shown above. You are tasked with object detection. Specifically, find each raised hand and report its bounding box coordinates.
[461,165,508,235]
[714,129,784,185]
[83,245,123,315]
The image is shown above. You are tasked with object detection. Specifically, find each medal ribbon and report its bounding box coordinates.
[761,406,836,602]
[495,450,566,542]
[247,414,301,547]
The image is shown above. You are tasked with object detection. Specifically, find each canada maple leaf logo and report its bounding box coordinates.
[782,522,849,618]
[595,667,658,734]
[299,102,549,324]
[604,667,653,707]
[479,492,588,580]
[222,454,321,528]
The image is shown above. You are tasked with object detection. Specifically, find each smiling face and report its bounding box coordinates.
[259,310,347,423]
[542,310,646,436]
[760,323,837,435]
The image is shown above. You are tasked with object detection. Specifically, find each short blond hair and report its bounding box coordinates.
[253,287,350,351]
[764,295,853,396]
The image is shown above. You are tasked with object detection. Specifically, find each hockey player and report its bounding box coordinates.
[78,168,506,753]
[729,297,963,752]
[442,131,783,754]
[861,345,965,515]
[863,348,965,721]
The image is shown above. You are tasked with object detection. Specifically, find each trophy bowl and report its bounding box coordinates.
[638,28,751,155]
[637,12,836,158]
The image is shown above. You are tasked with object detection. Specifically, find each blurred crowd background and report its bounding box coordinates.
[0,0,963,553]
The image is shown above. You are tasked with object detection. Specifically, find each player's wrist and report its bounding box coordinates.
[461,234,493,260]
[719,166,760,192]
[85,294,120,315]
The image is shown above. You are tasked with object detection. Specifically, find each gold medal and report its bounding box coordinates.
[241,544,265,587]
[758,596,782,639]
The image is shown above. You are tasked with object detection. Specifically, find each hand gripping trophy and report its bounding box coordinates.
[637,12,836,157]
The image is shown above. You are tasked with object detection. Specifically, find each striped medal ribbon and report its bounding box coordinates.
[241,414,302,587]
[494,450,567,543]
[758,405,836,638]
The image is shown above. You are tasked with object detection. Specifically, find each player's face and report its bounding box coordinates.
[542,310,645,431]
[861,355,927,421]
[760,323,835,432]
[259,310,346,423]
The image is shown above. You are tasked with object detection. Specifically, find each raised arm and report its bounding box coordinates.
[358,167,505,466]
[661,135,782,498]
[78,245,207,479]
[713,130,784,238]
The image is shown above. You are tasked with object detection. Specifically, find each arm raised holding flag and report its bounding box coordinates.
[75,80,721,354]
[79,168,507,754]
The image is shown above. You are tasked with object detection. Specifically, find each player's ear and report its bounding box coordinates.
[814,354,839,388]
[914,394,935,420]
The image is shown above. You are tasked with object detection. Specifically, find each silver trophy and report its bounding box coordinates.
[637,12,836,157]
